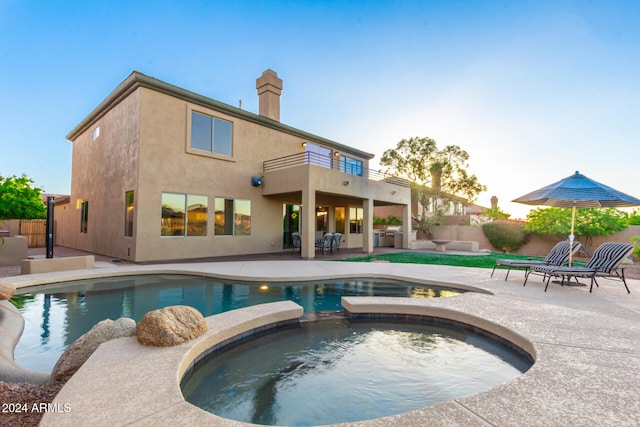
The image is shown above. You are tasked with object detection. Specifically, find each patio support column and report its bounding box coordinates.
[301,188,316,259]
[402,203,411,249]
[362,198,374,254]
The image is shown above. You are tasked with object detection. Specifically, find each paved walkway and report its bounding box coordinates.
[2,253,639,426]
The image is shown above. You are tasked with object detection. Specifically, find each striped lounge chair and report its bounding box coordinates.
[528,242,634,293]
[491,240,581,282]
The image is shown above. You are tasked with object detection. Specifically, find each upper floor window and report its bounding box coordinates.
[191,111,233,156]
[339,156,363,176]
[305,142,332,168]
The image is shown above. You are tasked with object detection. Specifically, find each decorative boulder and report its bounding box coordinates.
[0,281,15,300]
[49,317,136,384]
[136,305,207,347]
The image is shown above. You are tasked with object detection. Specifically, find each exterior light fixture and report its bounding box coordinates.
[251,176,263,186]
[301,142,307,147]
[343,180,349,186]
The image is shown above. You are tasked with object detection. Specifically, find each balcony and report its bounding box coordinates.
[263,152,409,188]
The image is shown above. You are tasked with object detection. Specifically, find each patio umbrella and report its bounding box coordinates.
[512,171,640,265]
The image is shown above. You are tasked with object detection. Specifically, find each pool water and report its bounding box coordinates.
[181,319,532,426]
[14,274,464,372]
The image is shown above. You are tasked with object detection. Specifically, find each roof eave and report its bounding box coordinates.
[66,71,375,160]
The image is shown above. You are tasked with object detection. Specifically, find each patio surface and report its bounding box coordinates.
[2,247,640,425]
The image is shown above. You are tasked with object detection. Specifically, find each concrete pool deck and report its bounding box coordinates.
[3,259,640,426]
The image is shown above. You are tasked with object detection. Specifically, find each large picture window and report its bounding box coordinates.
[161,193,208,237]
[191,111,233,156]
[215,198,251,236]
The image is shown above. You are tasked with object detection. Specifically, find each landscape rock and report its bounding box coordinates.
[49,317,136,385]
[136,305,207,346]
[0,281,15,300]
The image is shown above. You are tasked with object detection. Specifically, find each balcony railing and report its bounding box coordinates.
[263,152,410,188]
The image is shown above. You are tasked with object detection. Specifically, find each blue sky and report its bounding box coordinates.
[1,0,638,218]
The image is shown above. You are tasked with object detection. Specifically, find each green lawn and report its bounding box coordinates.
[339,252,550,269]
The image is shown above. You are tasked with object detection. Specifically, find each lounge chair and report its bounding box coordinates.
[315,233,334,255]
[528,242,634,293]
[491,240,581,281]
[291,232,301,253]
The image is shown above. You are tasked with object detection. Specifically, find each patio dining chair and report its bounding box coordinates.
[491,240,581,282]
[315,233,334,255]
[528,242,634,293]
[331,233,342,253]
[291,232,301,253]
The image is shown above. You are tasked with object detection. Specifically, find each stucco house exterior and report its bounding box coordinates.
[55,70,411,261]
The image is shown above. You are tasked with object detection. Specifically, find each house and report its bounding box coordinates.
[55,70,411,261]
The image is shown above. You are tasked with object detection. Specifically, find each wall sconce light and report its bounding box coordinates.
[391,190,397,195]
[251,176,263,187]
[343,180,349,186]
[301,141,307,148]
[334,152,340,157]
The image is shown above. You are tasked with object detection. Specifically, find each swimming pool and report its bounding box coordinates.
[14,274,466,372]
[181,318,532,426]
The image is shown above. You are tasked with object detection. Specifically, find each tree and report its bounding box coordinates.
[0,174,47,219]
[380,137,486,235]
[524,207,629,253]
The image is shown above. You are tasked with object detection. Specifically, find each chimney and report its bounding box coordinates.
[490,196,498,210]
[256,69,283,122]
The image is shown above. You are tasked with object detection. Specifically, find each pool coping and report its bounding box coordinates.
[3,260,640,426]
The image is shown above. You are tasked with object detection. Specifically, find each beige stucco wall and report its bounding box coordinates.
[62,90,141,260]
[428,224,640,258]
[61,81,407,262]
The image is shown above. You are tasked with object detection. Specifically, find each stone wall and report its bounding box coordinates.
[428,224,640,258]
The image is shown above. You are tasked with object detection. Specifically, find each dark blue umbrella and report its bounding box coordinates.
[513,171,640,264]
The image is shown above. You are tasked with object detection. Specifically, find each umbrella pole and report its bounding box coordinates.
[569,206,576,266]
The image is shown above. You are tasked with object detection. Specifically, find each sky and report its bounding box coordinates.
[1,0,639,219]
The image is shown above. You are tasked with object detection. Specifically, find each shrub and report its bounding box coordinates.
[482,221,529,253]
[374,215,403,226]
[524,207,629,254]
[632,236,640,259]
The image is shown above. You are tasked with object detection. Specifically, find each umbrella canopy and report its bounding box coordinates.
[513,171,640,265]
[513,171,640,208]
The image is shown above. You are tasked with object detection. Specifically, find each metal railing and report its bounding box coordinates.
[263,152,409,187]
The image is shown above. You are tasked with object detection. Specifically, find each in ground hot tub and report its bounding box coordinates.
[181,317,533,426]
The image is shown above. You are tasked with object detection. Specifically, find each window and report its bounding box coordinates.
[349,207,363,234]
[339,156,363,176]
[80,200,89,234]
[304,142,332,168]
[215,198,251,236]
[335,207,345,234]
[125,191,134,237]
[161,193,208,237]
[191,111,233,156]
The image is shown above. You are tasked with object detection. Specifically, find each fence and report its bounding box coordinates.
[19,219,46,247]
